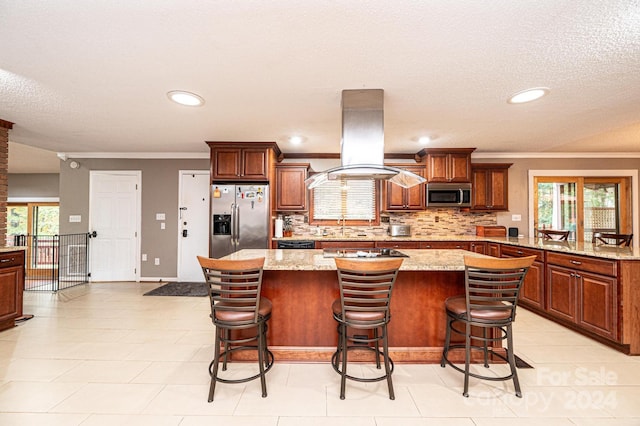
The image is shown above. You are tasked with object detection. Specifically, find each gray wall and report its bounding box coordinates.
[8,173,59,198]
[59,158,209,279]
[56,155,640,280]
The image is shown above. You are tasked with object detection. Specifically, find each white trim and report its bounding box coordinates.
[89,170,142,282]
[8,197,59,203]
[527,170,638,241]
[473,152,640,159]
[58,152,209,159]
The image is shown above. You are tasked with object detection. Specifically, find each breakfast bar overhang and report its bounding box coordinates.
[219,248,491,362]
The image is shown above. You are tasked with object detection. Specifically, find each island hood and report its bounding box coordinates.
[304,89,427,189]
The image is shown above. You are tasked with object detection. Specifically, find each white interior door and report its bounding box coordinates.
[177,170,210,282]
[89,171,141,281]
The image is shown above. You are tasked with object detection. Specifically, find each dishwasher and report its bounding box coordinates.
[276,240,316,249]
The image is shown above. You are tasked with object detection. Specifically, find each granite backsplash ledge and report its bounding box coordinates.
[282,209,497,237]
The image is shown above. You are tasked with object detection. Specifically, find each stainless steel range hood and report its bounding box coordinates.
[305,89,426,189]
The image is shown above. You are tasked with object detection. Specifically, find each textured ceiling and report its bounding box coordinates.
[2,1,640,173]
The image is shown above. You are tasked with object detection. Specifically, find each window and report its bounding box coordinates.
[6,202,59,243]
[532,176,632,242]
[310,178,380,225]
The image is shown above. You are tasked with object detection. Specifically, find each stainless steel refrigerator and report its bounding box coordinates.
[210,184,269,258]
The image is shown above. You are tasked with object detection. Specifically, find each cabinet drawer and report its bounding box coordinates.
[500,245,544,262]
[546,252,617,277]
[375,241,421,249]
[0,251,25,268]
[420,241,470,250]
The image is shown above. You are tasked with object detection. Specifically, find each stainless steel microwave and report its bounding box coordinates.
[426,183,472,207]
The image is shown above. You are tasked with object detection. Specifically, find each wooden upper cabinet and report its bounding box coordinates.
[207,142,281,182]
[275,163,309,211]
[423,148,474,183]
[382,164,426,211]
[471,163,512,211]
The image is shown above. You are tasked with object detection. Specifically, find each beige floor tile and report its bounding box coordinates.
[569,418,640,426]
[327,385,419,417]
[131,361,209,385]
[0,413,89,426]
[79,414,183,426]
[0,381,85,412]
[0,358,79,381]
[142,384,239,415]
[180,415,279,426]
[51,383,164,414]
[235,382,327,416]
[472,418,576,426]
[590,385,640,417]
[55,360,151,383]
[278,417,376,426]
[408,383,516,417]
[495,386,612,418]
[124,342,204,362]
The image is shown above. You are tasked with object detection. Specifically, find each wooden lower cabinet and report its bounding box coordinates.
[0,250,25,332]
[487,243,501,257]
[501,245,545,310]
[546,253,618,340]
[469,241,486,254]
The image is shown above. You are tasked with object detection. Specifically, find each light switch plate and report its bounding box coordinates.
[512,214,522,221]
[69,215,81,223]
[156,213,166,220]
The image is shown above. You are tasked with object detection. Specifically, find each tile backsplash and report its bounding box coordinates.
[282,209,497,237]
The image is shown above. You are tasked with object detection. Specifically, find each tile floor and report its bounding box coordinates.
[1,282,639,425]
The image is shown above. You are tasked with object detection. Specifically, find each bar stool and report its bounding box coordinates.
[197,256,274,402]
[537,229,569,241]
[440,255,535,397]
[592,232,633,247]
[331,257,403,400]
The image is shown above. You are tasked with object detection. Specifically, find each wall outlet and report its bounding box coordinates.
[154,258,160,265]
[142,254,147,261]
[512,214,522,221]
[160,222,165,230]
[380,216,390,223]
[435,216,440,222]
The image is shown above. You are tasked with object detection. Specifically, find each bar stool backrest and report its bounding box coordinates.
[538,229,570,241]
[592,232,633,247]
[335,258,404,328]
[463,255,536,324]
[197,256,265,327]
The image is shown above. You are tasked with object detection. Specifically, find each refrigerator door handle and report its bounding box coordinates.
[230,202,237,247]
[235,203,240,246]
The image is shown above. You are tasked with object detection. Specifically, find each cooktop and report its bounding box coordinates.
[322,248,409,258]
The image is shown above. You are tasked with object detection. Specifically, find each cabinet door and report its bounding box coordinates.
[241,148,268,179]
[448,153,471,182]
[471,169,489,209]
[578,272,617,339]
[426,153,449,182]
[487,168,508,210]
[547,265,578,323]
[487,243,501,257]
[384,181,407,210]
[382,165,425,211]
[0,264,23,332]
[276,165,308,211]
[519,261,545,310]
[211,148,241,180]
[469,242,486,254]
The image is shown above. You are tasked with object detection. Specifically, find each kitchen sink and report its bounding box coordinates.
[322,248,408,258]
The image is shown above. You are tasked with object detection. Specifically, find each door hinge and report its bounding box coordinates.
[136,184,138,190]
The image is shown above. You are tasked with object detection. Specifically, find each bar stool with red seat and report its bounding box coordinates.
[198,256,274,402]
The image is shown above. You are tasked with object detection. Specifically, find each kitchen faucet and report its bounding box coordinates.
[338,215,345,236]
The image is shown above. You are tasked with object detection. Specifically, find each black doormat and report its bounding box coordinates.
[143,282,208,297]
[515,355,534,369]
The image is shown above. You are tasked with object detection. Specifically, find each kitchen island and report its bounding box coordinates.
[220,248,491,362]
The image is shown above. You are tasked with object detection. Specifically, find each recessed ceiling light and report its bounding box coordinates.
[289,136,303,145]
[418,136,431,145]
[507,87,549,104]
[167,90,205,107]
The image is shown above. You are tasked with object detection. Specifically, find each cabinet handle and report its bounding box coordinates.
[570,273,575,277]
[575,274,582,279]
[424,245,431,248]
[569,260,582,265]
[1,258,14,263]
[516,250,524,255]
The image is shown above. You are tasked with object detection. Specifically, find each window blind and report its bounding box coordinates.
[312,179,376,220]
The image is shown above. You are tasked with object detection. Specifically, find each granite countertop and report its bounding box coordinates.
[220,249,490,271]
[273,235,640,260]
[0,246,26,253]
